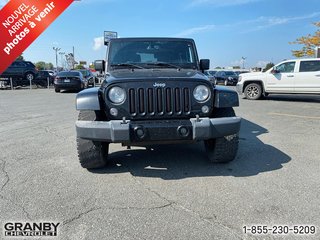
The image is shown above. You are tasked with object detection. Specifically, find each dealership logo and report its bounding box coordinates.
[3,222,60,237]
[153,82,166,88]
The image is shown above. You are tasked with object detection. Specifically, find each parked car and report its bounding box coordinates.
[237,58,320,100]
[204,70,216,82]
[75,37,241,169]
[208,70,217,75]
[234,70,250,75]
[47,70,56,77]
[214,71,239,86]
[34,70,55,87]
[54,71,88,93]
[0,61,38,86]
[78,69,96,86]
[204,70,217,76]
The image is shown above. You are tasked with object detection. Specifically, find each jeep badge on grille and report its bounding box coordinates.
[153,83,166,88]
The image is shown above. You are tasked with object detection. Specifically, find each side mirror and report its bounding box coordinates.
[94,60,105,72]
[200,59,210,71]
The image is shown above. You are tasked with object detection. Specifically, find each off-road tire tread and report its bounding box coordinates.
[77,110,109,169]
[205,107,239,163]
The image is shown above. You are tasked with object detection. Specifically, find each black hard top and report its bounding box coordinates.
[109,37,195,42]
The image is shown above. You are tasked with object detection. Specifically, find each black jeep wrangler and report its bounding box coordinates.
[75,37,241,169]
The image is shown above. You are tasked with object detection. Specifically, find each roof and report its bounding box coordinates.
[283,58,320,61]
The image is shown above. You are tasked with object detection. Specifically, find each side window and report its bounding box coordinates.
[15,62,26,67]
[275,62,295,73]
[299,61,320,72]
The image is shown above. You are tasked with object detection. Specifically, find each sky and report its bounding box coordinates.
[1,0,320,69]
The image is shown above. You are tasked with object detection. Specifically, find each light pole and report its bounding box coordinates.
[241,57,246,69]
[53,47,61,70]
[59,52,65,70]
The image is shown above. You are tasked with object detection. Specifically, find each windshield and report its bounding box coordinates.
[108,40,197,69]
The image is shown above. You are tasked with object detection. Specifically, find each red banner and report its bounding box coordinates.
[0,0,74,74]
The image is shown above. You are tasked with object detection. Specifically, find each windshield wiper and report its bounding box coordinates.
[146,62,181,69]
[111,63,145,69]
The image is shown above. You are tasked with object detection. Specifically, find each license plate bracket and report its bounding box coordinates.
[130,120,193,142]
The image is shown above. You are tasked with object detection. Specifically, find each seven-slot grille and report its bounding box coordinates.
[128,87,191,116]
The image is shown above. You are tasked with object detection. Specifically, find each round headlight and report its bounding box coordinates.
[193,85,210,102]
[108,87,126,104]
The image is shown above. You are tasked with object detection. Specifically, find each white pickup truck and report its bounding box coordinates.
[236,58,320,100]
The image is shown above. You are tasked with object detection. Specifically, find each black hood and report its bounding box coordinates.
[107,69,206,81]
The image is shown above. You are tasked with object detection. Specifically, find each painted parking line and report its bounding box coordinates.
[268,112,320,120]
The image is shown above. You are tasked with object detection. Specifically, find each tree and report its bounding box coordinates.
[35,61,46,70]
[45,63,54,70]
[16,54,24,60]
[35,61,54,70]
[263,62,274,72]
[290,22,320,57]
[74,64,85,70]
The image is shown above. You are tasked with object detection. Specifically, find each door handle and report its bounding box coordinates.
[287,75,294,77]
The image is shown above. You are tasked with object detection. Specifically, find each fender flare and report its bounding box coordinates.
[76,87,101,110]
[214,86,239,108]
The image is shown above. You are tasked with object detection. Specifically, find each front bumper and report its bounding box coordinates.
[55,82,82,90]
[76,117,241,143]
[236,82,244,94]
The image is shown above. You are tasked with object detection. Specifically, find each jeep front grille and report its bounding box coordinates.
[128,87,191,116]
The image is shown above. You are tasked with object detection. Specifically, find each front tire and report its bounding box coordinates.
[55,88,60,93]
[204,108,239,163]
[77,110,109,169]
[244,83,262,100]
[39,80,47,88]
[25,72,35,82]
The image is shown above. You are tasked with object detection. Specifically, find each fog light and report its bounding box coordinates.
[134,127,145,139]
[178,126,189,137]
[201,105,209,114]
[110,108,118,116]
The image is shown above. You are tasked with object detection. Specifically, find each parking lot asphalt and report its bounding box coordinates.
[0,88,319,240]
